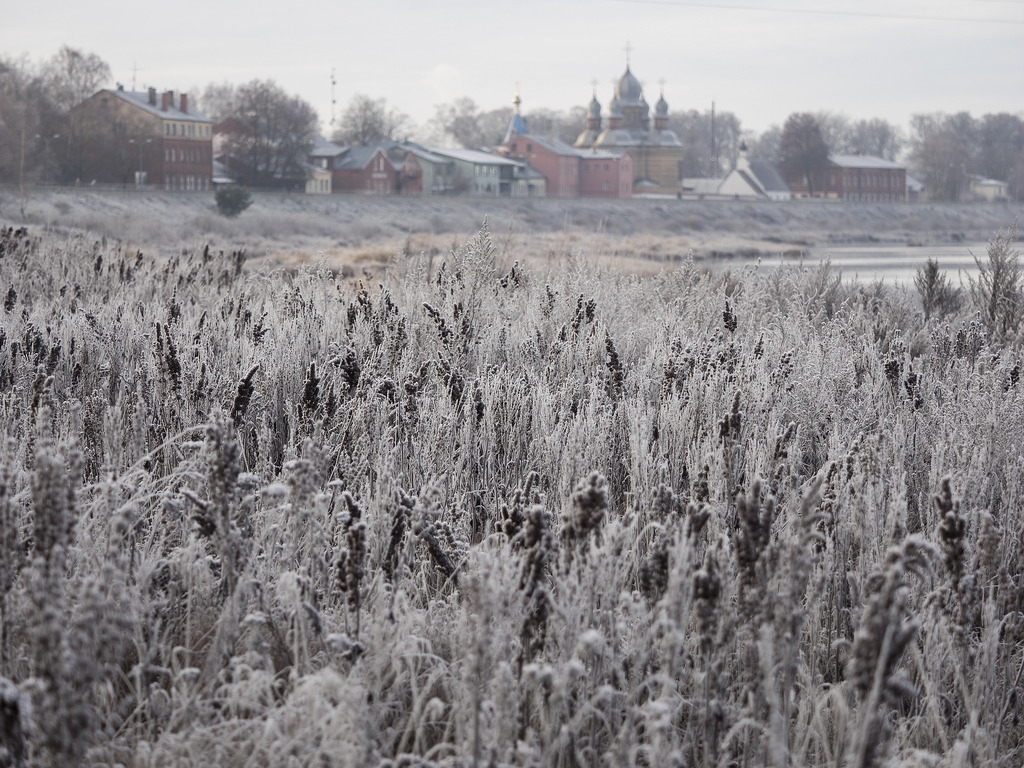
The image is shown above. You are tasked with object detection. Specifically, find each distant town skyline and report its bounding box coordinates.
[5,0,1022,139]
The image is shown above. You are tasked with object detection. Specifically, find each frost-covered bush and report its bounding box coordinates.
[0,222,1023,766]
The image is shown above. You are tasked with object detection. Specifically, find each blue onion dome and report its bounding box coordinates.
[588,94,602,118]
[655,92,669,117]
[615,67,643,104]
[609,95,622,117]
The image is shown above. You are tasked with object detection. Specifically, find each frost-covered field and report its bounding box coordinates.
[0,218,1023,767]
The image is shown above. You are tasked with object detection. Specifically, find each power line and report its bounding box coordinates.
[609,0,1024,24]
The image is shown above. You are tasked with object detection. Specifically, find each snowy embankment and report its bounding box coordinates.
[1,186,1021,273]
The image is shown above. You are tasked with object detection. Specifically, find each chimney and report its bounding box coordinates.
[161,91,170,111]
[148,87,157,105]
[180,93,188,113]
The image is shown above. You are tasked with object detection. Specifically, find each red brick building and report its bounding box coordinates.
[504,135,580,196]
[72,87,213,189]
[500,94,632,198]
[786,154,907,201]
[332,145,402,194]
[579,150,633,198]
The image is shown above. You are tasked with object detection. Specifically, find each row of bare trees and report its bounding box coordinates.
[0,47,111,189]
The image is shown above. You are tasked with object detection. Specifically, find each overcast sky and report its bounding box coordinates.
[4,0,1022,138]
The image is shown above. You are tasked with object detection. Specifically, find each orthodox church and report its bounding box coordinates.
[574,63,685,194]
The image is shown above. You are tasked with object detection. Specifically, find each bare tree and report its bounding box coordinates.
[333,94,410,146]
[42,46,110,113]
[848,118,904,161]
[909,112,976,201]
[814,111,853,155]
[561,106,588,145]
[668,108,743,177]
[522,106,588,145]
[197,81,238,123]
[780,113,829,196]
[226,79,319,189]
[430,98,510,148]
[977,112,1024,183]
[2,55,72,180]
[0,56,69,210]
[746,124,782,165]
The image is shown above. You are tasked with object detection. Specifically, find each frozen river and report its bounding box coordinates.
[748,243,987,287]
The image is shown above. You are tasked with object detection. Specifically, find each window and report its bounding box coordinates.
[604,164,609,171]
[526,144,532,152]
[602,181,609,192]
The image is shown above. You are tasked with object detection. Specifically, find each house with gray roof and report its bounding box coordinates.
[71,86,213,189]
[717,144,791,201]
[332,141,404,194]
[429,147,543,197]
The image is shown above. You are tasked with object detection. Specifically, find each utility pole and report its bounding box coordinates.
[711,100,717,177]
[330,68,337,128]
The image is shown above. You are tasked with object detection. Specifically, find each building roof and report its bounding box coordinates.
[516,134,580,157]
[578,147,628,161]
[748,160,789,192]
[400,142,455,166]
[830,154,904,170]
[508,133,628,161]
[615,66,643,104]
[335,142,402,171]
[655,92,669,117]
[503,113,529,144]
[429,147,523,166]
[309,135,348,158]
[682,178,724,195]
[107,89,212,123]
[969,175,1008,187]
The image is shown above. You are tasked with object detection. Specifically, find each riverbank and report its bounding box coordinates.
[1,186,1020,276]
